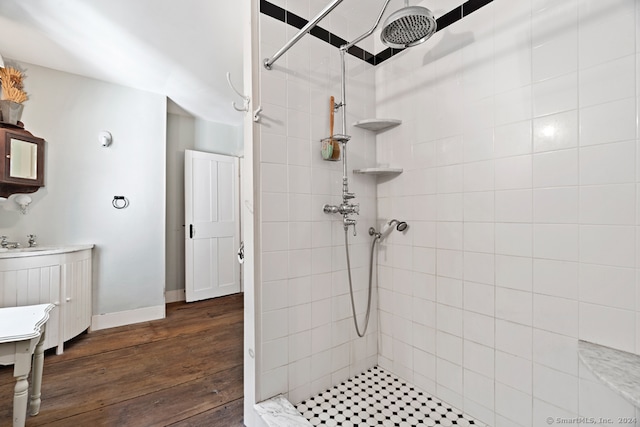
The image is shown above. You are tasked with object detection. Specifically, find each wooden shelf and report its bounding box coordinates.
[352,119,401,132]
[353,167,403,176]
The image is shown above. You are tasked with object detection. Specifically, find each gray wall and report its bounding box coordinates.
[165,112,242,299]
[0,61,167,318]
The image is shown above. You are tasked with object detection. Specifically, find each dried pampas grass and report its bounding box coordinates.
[0,67,28,104]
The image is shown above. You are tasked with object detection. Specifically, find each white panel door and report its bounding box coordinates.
[185,150,240,302]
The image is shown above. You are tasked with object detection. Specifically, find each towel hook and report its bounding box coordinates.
[112,196,129,209]
[226,72,249,112]
[253,106,263,123]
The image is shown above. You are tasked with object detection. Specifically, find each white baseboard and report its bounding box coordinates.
[165,289,186,303]
[91,304,166,331]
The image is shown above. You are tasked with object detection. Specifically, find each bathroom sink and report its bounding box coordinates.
[7,247,56,252]
[0,245,93,258]
[0,247,56,257]
[0,245,93,260]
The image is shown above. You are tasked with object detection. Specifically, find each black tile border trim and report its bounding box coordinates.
[260,0,493,66]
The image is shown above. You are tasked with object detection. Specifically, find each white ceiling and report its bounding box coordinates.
[0,0,245,125]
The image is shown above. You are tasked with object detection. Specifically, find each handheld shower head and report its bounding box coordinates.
[380,222,395,239]
[378,219,409,239]
[380,5,437,49]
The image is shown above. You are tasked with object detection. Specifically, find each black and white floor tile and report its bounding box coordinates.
[296,366,485,426]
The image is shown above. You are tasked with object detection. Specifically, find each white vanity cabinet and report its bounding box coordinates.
[0,245,93,354]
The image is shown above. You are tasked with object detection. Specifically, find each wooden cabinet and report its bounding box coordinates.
[0,247,92,354]
[0,126,45,198]
[61,253,92,342]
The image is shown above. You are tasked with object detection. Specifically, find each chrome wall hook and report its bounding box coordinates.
[226,72,249,113]
[253,106,263,122]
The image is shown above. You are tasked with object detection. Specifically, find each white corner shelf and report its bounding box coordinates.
[353,167,403,176]
[352,119,401,132]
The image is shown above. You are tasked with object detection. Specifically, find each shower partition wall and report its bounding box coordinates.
[256,0,379,406]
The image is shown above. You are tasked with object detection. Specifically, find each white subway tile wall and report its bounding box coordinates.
[257,0,640,425]
[375,0,640,426]
[258,1,379,408]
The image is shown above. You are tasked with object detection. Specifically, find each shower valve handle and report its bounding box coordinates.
[341,203,359,215]
[344,218,357,236]
[323,204,339,214]
[323,203,359,216]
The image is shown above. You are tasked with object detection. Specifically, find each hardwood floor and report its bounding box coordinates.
[0,293,244,427]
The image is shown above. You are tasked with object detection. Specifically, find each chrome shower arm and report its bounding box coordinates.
[264,0,344,69]
[339,0,394,51]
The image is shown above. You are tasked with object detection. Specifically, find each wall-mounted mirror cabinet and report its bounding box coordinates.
[0,126,45,197]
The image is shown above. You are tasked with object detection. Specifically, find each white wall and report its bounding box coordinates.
[256,3,380,405]
[165,112,242,300]
[0,61,167,322]
[376,0,640,425]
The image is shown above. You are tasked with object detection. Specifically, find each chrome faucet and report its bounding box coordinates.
[324,171,360,234]
[27,234,37,247]
[0,236,20,249]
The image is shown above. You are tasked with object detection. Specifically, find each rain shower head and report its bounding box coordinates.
[380,5,437,49]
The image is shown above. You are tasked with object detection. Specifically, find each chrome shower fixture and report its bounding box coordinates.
[369,219,409,240]
[380,5,437,48]
[264,0,437,69]
[315,0,432,338]
[323,201,360,235]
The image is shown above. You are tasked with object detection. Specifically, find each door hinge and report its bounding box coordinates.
[189,224,195,238]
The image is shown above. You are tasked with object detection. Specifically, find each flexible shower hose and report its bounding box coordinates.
[344,228,379,338]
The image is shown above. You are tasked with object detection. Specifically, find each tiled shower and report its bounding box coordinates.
[256,0,640,425]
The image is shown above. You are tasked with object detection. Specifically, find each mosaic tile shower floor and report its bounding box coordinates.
[296,366,486,426]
